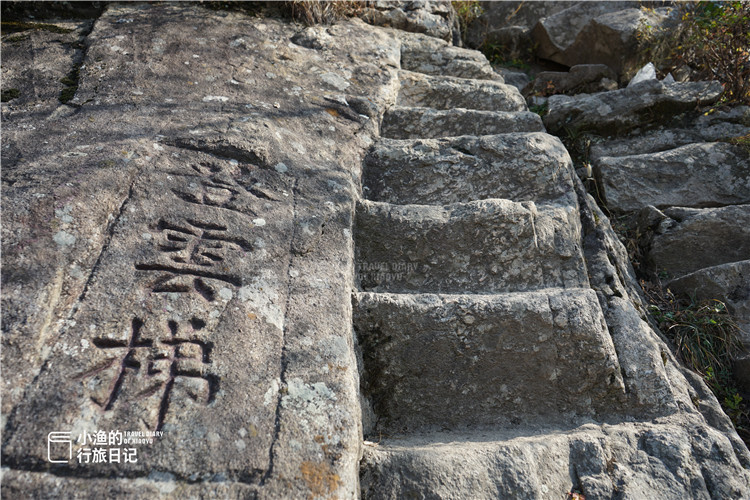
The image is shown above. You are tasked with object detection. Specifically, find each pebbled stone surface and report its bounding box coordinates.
[354,288,626,434]
[361,418,750,500]
[396,70,525,111]
[355,199,589,294]
[360,0,455,42]
[397,30,501,81]
[1,4,399,498]
[596,142,750,212]
[381,106,543,139]
[544,80,724,136]
[363,132,576,205]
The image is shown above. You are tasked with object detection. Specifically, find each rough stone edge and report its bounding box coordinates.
[573,175,750,467]
[0,468,260,499]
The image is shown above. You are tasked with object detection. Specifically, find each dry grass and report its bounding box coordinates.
[642,279,749,442]
[282,1,366,26]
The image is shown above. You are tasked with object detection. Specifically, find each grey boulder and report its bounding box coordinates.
[544,80,724,136]
[596,142,750,212]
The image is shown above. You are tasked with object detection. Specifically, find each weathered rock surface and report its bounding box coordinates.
[396,70,524,110]
[355,288,625,433]
[356,199,588,294]
[544,80,724,136]
[596,142,750,212]
[1,4,398,498]
[398,30,501,80]
[640,205,750,279]
[589,106,750,161]
[361,419,750,500]
[381,106,543,139]
[496,66,530,92]
[532,2,670,78]
[524,64,618,97]
[354,20,750,495]
[3,2,750,499]
[465,1,576,57]
[0,19,92,118]
[363,132,576,205]
[360,0,455,42]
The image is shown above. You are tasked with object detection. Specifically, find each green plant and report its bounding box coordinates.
[648,297,742,378]
[479,40,505,65]
[59,87,77,104]
[480,39,532,69]
[3,32,29,43]
[529,101,548,117]
[1,21,74,34]
[59,62,82,104]
[452,1,483,41]
[723,132,750,154]
[636,1,750,105]
[1,88,20,102]
[643,280,749,441]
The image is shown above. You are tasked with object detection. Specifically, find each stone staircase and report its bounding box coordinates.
[354,34,636,498]
[3,4,750,498]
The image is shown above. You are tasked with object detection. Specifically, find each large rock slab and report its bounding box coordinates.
[0,19,93,120]
[355,199,589,294]
[532,2,670,78]
[396,70,525,111]
[4,151,292,479]
[464,1,576,56]
[363,132,576,205]
[589,105,750,161]
[544,80,724,136]
[381,107,543,139]
[1,4,400,498]
[361,419,750,500]
[354,289,625,434]
[398,30,502,81]
[643,205,750,279]
[596,142,750,212]
[1,143,142,417]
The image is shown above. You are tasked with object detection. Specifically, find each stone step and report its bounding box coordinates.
[396,70,526,111]
[363,133,575,205]
[381,107,543,140]
[354,289,625,434]
[360,420,747,500]
[398,31,501,81]
[355,199,588,294]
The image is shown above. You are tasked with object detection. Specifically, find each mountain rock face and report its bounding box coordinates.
[2,2,750,499]
[465,1,672,82]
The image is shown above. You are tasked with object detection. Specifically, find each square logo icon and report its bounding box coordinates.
[48,431,72,463]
